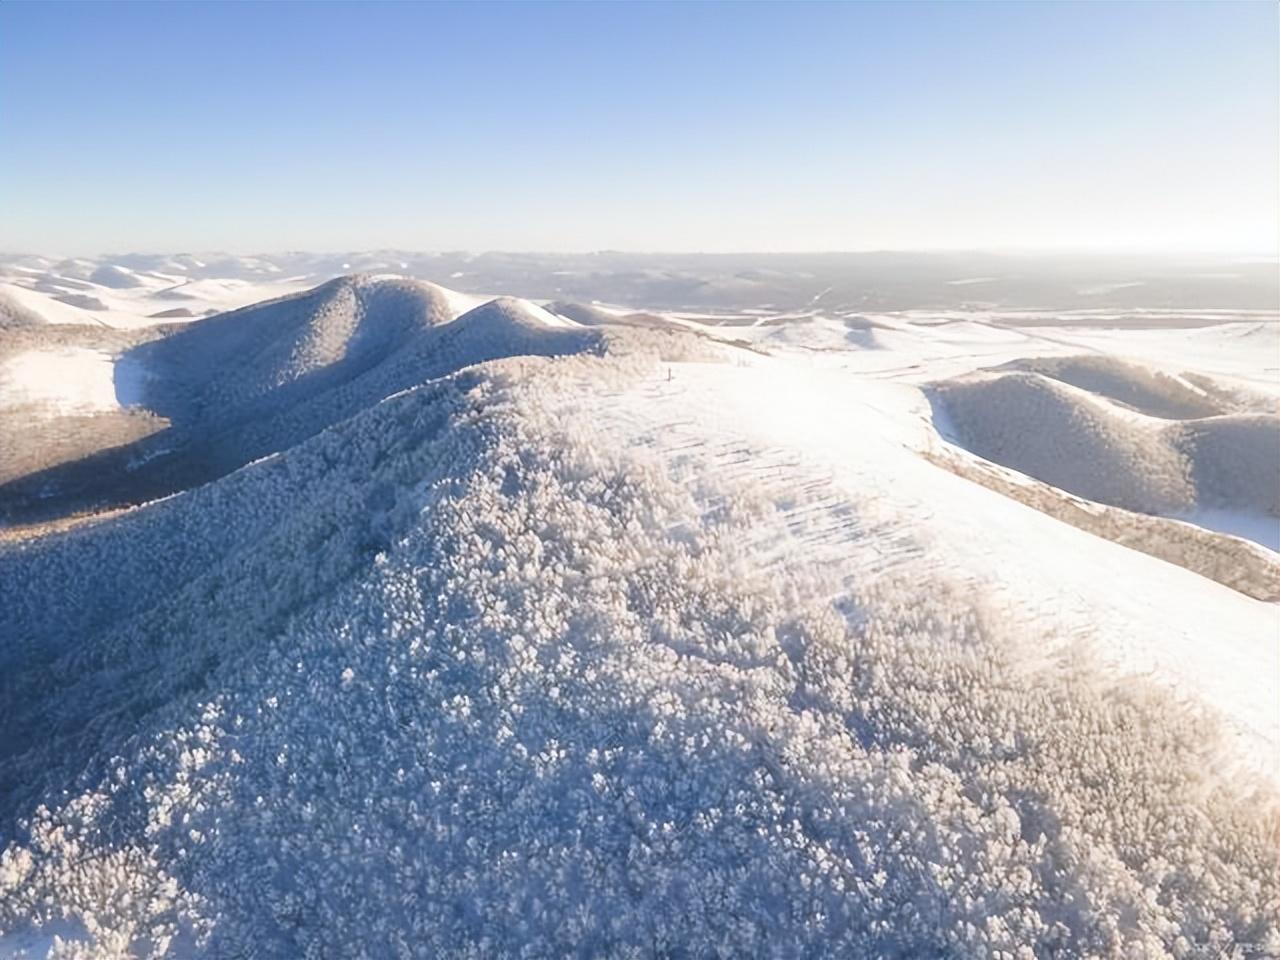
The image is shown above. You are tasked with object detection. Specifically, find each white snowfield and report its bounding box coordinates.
[0,270,1277,958]
[0,348,120,415]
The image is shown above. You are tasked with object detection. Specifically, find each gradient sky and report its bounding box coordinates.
[1,1,1276,255]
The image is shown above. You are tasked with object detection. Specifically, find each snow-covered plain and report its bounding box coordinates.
[0,262,1277,957]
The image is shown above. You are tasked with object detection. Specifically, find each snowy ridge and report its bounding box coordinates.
[1,343,1278,955]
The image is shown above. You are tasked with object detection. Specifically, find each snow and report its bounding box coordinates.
[435,284,497,318]
[1080,280,1145,295]
[0,927,71,959]
[0,282,107,326]
[1180,507,1280,552]
[0,348,122,414]
[519,299,582,328]
[113,355,151,407]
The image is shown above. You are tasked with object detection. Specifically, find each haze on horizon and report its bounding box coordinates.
[1,0,1276,256]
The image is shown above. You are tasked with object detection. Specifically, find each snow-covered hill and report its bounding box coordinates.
[931,369,1279,519]
[0,276,716,527]
[0,272,1277,957]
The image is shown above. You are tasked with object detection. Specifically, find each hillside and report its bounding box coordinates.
[931,364,1280,525]
[0,276,1276,957]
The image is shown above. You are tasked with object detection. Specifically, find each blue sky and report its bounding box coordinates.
[1,1,1275,254]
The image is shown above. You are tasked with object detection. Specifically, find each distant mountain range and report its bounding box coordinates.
[2,250,1277,330]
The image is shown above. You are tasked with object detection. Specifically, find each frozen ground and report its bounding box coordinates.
[0,264,1276,957]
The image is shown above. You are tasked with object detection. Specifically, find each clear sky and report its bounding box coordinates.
[1,1,1276,255]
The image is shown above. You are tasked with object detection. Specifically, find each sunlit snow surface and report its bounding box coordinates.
[0,265,1277,957]
[0,348,122,414]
